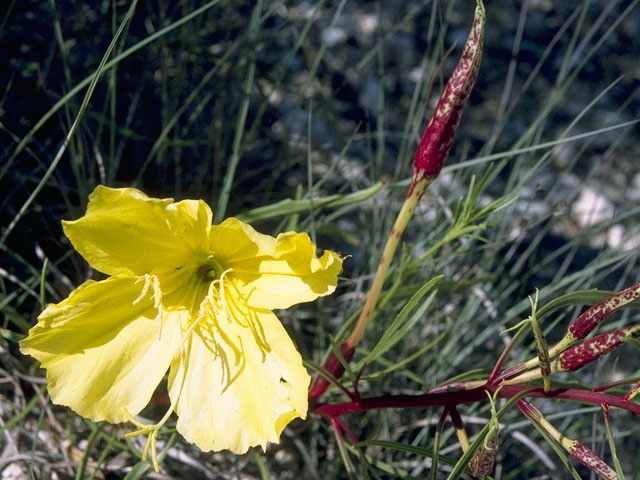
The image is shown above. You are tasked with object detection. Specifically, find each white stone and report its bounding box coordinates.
[321,27,347,47]
[571,186,615,229]
[2,464,26,480]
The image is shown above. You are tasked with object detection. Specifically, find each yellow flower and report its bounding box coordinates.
[21,185,342,460]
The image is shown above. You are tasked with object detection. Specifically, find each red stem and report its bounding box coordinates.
[311,385,640,418]
[308,343,356,402]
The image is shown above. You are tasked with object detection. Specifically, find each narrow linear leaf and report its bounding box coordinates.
[236,181,385,223]
[362,276,442,365]
[601,405,626,480]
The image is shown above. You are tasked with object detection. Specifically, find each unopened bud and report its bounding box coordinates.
[528,291,551,392]
[568,442,619,480]
[554,324,640,373]
[410,0,485,197]
[517,400,618,480]
[549,283,640,358]
[470,390,500,478]
[569,284,640,339]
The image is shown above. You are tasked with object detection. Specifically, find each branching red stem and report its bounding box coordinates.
[311,384,640,418]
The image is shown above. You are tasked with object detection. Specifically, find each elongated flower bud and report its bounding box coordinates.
[409,0,485,197]
[518,400,618,480]
[569,442,619,480]
[570,283,640,340]
[470,391,500,478]
[528,291,551,392]
[553,324,640,373]
[546,283,640,359]
[469,434,498,478]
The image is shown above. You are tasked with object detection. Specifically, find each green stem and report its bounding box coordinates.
[346,181,429,348]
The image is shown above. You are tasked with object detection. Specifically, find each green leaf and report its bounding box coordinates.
[622,336,640,351]
[362,276,443,366]
[347,445,423,480]
[236,181,385,223]
[362,317,451,384]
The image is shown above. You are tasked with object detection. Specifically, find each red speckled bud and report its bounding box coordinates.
[410,0,485,196]
[569,283,640,340]
[556,324,640,372]
[517,400,618,480]
[569,442,619,480]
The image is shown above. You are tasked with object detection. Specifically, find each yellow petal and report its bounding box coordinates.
[211,218,343,309]
[20,276,184,423]
[63,185,212,276]
[168,304,310,453]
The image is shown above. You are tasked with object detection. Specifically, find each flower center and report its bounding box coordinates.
[196,256,224,283]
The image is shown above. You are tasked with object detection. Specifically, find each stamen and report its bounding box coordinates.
[134,274,164,339]
[225,287,250,328]
[121,366,184,473]
[133,274,152,305]
[218,268,234,323]
[180,307,206,351]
